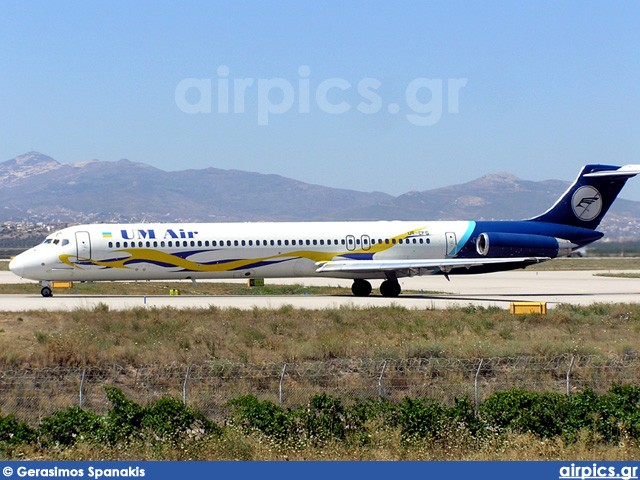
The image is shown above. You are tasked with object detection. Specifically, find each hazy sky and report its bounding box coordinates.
[2,1,640,200]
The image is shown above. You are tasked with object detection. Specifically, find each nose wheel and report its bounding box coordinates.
[41,287,53,297]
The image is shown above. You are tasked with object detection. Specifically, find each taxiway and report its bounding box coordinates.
[0,270,638,311]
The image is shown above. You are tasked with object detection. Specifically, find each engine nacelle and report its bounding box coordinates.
[475,232,576,258]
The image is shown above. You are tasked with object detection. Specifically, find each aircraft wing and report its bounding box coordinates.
[315,256,549,274]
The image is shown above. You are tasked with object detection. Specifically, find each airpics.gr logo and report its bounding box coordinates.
[571,186,603,222]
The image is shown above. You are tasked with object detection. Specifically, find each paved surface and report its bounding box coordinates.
[0,270,639,311]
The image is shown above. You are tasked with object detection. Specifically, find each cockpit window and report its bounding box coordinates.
[61,239,69,246]
[53,239,60,245]
[44,239,52,244]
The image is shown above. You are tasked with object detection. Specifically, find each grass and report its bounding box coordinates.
[0,301,639,460]
[528,257,640,271]
[594,273,640,279]
[4,428,638,461]
[0,282,354,296]
[0,302,638,368]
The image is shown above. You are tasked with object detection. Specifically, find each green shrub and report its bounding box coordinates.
[295,393,346,441]
[142,396,221,439]
[39,407,104,446]
[479,389,568,438]
[103,387,145,444]
[0,412,37,446]
[395,397,446,440]
[595,383,640,441]
[228,395,293,440]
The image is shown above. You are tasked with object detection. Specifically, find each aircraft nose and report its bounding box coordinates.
[9,255,24,278]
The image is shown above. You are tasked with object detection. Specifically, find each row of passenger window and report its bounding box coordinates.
[106,237,431,249]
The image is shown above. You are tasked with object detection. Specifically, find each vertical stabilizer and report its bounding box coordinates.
[530,164,640,230]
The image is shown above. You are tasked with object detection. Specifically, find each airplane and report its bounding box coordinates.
[8,164,640,298]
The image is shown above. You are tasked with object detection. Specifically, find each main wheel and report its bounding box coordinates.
[380,280,401,297]
[351,279,372,297]
[41,287,53,297]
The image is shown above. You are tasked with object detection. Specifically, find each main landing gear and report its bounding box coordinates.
[41,287,52,297]
[351,279,402,297]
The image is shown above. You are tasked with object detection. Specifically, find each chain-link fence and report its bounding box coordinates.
[1,354,639,425]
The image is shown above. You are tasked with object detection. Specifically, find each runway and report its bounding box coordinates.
[1,270,639,311]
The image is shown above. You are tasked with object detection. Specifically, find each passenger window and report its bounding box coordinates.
[108,242,113,248]
[153,241,157,247]
[399,239,403,244]
[256,240,260,246]
[277,240,282,246]
[234,240,239,246]
[227,241,231,247]
[168,241,172,247]
[392,239,396,244]
[146,242,150,247]
[313,240,317,245]
[197,241,202,247]
[249,240,253,246]
[241,240,246,246]
[320,240,324,245]
[285,240,289,246]
[124,242,128,247]
[190,241,195,247]
[291,240,296,246]
[270,240,275,246]
[306,240,310,245]
[427,238,431,244]
[116,242,121,248]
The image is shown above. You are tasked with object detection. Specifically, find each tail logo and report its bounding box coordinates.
[571,186,602,221]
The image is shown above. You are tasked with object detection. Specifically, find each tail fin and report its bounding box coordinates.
[530,164,640,230]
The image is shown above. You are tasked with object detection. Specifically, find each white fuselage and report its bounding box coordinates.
[9,221,475,282]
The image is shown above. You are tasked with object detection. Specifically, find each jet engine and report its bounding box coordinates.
[475,232,576,258]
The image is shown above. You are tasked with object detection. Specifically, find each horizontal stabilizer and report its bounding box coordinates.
[583,165,640,177]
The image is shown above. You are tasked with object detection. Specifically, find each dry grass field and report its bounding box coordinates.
[0,302,637,368]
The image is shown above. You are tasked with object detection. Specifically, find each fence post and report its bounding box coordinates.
[80,369,87,409]
[566,356,575,395]
[378,360,388,400]
[183,365,192,406]
[474,359,483,414]
[279,364,287,409]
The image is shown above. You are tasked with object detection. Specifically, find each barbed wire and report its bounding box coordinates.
[0,354,638,425]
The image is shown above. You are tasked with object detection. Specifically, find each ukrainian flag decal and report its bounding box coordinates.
[102,232,112,238]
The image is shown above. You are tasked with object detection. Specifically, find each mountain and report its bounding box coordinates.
[0,152,392,223]
[2,152,640,238]
[332,172,570,221]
